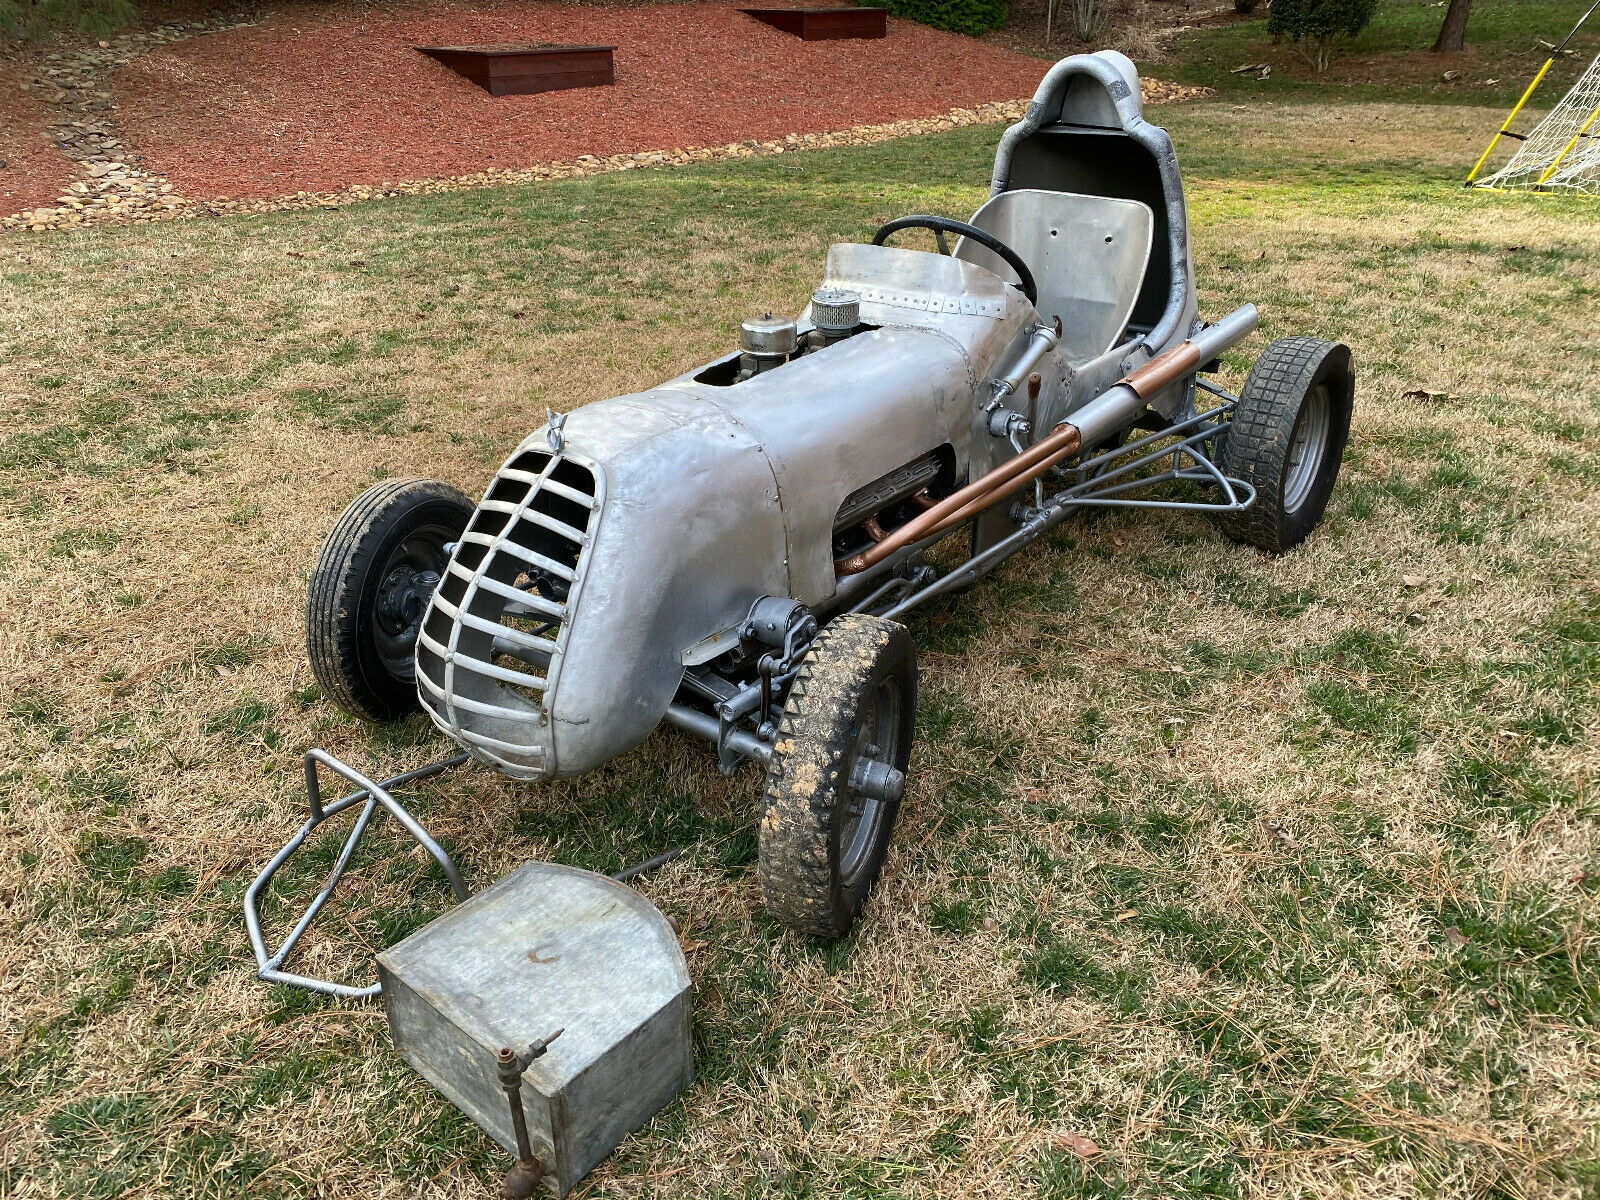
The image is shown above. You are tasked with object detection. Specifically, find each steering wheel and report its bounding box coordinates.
[872,215,1038,308]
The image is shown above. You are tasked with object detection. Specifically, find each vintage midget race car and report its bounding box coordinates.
[257,51,1355,968]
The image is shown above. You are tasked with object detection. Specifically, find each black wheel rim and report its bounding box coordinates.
[838,676,902,888]
[370,524,453,681]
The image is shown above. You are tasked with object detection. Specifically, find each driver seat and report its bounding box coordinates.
[953,189,1154,364]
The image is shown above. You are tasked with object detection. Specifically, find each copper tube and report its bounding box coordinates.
[909,490,938,510]
[833,330,1218,578]
[835,421,1082,575]
[1123,341,1202,399]
[922,440,1077,536]
[862,516,887,542]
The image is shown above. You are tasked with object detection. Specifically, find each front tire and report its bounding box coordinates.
[758,614,917,938]
[1217,336,1354,554]
[306,478,473,722]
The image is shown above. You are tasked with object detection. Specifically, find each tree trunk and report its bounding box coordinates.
[1431,0,1471,53]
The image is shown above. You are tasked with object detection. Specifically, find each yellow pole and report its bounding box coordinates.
[1536,98,1600,185]
[1468,58,1554,182]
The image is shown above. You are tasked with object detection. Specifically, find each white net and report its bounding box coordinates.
[1479,52,1600,192]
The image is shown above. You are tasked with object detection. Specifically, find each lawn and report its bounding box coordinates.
[1158,0,1600,108]
[1,94,1597,1199]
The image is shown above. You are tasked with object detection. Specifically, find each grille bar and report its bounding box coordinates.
[452,726,550,761]
[494,470,600,510]
[514,507,590,545]
[417,629,548,690]
[462,571,568,620]
[455,532,578,582]
[425,591,565,654]
[417,670,546,718]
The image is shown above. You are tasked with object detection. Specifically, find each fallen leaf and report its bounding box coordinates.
[1402,573,1425,587]
[1052,1131,1101,1159]
[1111,534,1126,548]
[1444,926,1470,947]
[511,310,527,319]
[1116,909,1138,922]
[214,664,237,677]
[1261,816,1301,850]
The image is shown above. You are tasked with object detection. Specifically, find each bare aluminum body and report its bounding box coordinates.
[418,247,1026,779]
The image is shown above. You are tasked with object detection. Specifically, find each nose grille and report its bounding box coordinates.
[416,448,601,779]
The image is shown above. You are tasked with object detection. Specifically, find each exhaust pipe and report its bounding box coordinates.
[835,305,1258,576]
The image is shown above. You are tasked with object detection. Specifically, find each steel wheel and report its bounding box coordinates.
[1281,382,1331,515]
[838,675,903,888]
[371,528,453,681]
[1217,337,1354,554]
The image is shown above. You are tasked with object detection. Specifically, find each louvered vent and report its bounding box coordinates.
[416,449,601,779]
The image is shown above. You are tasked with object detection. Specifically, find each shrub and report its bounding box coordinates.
[1233,0,1263,12]
[1069,0,1110,42]
[1267,0,1378,70]
[0,0,133,39]
[877,0,1008,37]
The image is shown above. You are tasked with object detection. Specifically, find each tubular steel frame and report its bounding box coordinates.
[246,751,688,998]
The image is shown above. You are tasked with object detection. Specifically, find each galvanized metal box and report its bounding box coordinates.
[376,862,693,1196]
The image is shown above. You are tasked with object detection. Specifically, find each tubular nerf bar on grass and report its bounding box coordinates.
[243,51,1357,1197]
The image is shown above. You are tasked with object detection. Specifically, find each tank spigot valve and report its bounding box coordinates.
[497,1029,565,1200]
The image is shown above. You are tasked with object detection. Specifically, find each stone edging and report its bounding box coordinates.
[9,14,260,231]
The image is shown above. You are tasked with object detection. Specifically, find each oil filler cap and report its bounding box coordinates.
[740,313,798,358]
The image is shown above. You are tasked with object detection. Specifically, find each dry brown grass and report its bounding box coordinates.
[1,101,1597,1199]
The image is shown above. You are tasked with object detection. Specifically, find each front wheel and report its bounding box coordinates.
[758,614,917,938]
[1217,336,1355,553]
[306,477,473,722]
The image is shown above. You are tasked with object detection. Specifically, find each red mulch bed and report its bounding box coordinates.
[0,78,76,214]
[112,0,1049,202]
